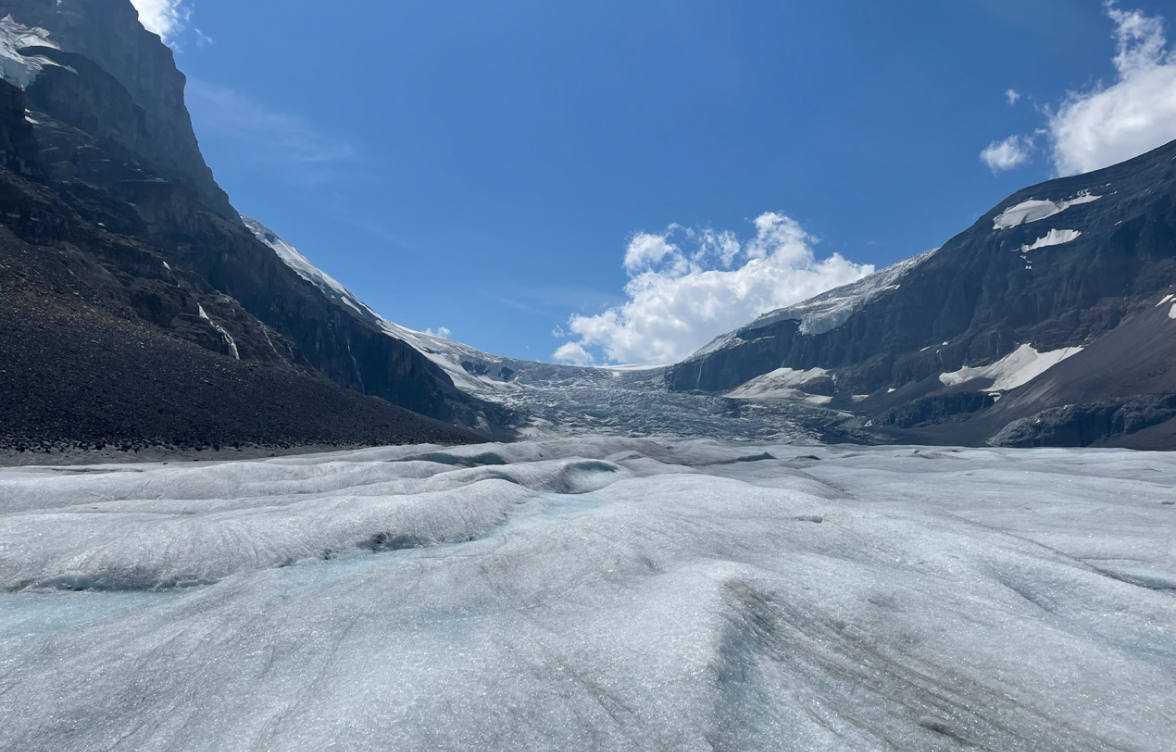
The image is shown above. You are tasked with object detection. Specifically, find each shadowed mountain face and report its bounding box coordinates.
[667,139,1176,449]
[1,0,234,219]
[0,0,510,451]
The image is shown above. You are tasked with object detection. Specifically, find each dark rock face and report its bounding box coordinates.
[0,78,480,450]
[0,0,514,450]
[0,0,235,219]
[667,139,1176,449]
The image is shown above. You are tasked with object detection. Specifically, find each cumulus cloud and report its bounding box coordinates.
[425,327,452,339]
[129,0,190,43]
[983,3,1176,176]
[552,213,872,366]
[553,342,594,367]
[981,135,1035,172]
[624,233,682,275]
[1005,89,1022,106]
[1049,2,1176,175]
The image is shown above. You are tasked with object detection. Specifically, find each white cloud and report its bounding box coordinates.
[980,135,1035,173]
[1005,89,1022,106]
[129,0,190,43]
[553,342,594,367]
[1049,2,1176,175]
[985,3,1176,177]
[553,213,873,365]
[624,233,681,275]
[425,327,452,339]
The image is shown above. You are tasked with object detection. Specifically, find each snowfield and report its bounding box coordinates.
[939,344,1085,394]
[1,439,1174,751]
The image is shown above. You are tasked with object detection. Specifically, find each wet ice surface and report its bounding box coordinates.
[1,440,1174,751]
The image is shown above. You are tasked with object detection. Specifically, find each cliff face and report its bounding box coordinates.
[666,140,1176,449]
[1,0,235,219]
[0,0,513,449]
[0,76,485,450]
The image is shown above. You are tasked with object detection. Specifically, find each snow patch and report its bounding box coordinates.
[940,344,1083,393]
[725,367,830,403]
[993,192,1101,230]
[1169,303,1176,321]
[1021,229,1081,253]
[197,305,240,360]
[1157,294,1174,307]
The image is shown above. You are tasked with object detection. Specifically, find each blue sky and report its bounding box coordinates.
[139,0,1176,364]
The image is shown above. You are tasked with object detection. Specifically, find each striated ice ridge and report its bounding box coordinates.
[939,343,1084,393]
[0,439,1173,750]
[691,248,939,360]
[993,191,1101,230]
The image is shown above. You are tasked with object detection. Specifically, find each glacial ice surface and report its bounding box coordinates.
[1,439,1174,751]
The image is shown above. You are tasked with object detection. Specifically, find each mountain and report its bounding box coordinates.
[0,0,510,452]
[667,138,1176,449]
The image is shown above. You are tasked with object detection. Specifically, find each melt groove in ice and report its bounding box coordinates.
[0,438,1173,751]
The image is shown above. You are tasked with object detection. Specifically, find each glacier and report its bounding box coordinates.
[1,439,1173,751]
[242,219,844,441]
[0,15,61,90]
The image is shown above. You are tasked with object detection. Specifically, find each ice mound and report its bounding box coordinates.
[1,439,1174,750]
[0,455,629,591]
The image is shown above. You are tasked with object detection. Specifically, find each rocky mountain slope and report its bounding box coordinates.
[667,139,1176,449]
[0,0,506,451]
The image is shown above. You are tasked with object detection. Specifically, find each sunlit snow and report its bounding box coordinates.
[1,439,1173,750]
[0,15,64,90]
[1020,228,1081,253]
[196,304,240,360]
[939,343,1083,393]
[724,367,831,403]
[992,192,1101,230]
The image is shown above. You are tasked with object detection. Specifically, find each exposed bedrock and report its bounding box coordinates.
[668,138,1176,449]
